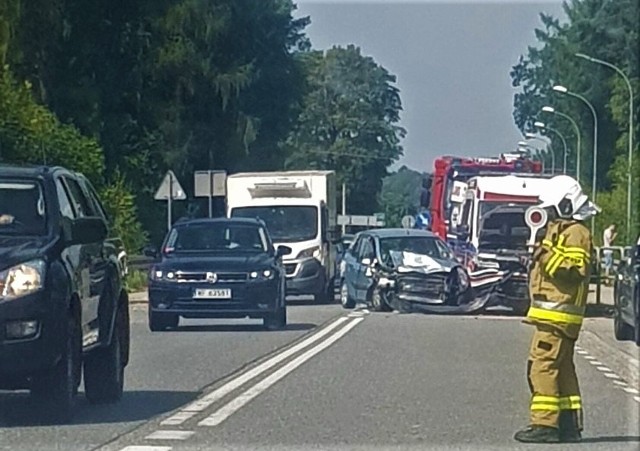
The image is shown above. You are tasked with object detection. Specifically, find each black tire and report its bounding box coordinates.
[264,306,287,330]
[149,310,179,332]
[370,288,391,312]
[340,280,355,309]
[313,277,333,304]
[613,308,634,341]
[31,311,82,423]
[84,306,126,404]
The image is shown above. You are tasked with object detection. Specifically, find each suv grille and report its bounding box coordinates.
[174,271,248,283]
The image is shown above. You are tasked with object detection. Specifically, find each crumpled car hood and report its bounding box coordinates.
[388,250,455,274]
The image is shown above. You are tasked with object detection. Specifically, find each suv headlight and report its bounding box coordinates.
[297,246,321,260]
[149,268,177,282]
[0,259,46,300]
[249,269,275,280]
[456,266,470,290]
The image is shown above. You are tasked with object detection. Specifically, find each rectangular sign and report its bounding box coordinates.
[194,170,227,197]
[193,288,232,299]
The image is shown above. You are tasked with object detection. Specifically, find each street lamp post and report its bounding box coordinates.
[527,131,555,174]
[576,53,635,241]
[553,85,598,233]
[541,106,582,181]
[536,121,569,174]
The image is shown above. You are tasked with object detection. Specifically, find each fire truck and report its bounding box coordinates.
[427,154,543,241]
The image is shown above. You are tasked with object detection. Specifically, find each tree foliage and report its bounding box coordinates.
[511,0,639,242]
[285,45,406,215]
[378,166,425,228]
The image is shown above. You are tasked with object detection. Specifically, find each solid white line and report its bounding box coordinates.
[603,373,620,379]
[161,316,350,426]
[145,430,194,441]
[119,447,172,451]
[199,317,364,427]
[624,387,640,395]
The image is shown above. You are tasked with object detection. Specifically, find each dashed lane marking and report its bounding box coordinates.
[596,366,613,372]
[576,347,638,405]
[604,373,620,379]
[118,446,172,451]
[199,317,364,427]
[161,315,350,426]
[145,430,194,441]
[623,387,640,395]
[635,396,640,403]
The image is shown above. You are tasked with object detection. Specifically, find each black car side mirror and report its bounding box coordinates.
[143,245,159,259]
[63,217,108,246]
[276,245,292,257]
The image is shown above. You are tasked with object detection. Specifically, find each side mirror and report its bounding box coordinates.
[143,245,159,258]
[63,217,107,246]
[327,228,340,244]
[276,245,292,257]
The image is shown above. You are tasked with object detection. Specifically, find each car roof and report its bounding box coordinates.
[173,217,265,227]
[0,164,68,178]
[359,228,438,239]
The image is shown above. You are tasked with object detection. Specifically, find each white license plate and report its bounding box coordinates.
[193,288,232,299]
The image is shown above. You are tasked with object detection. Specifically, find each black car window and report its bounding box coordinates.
[80,177,110,224]
[63,177,93,218]
[165,222,268,253]
[55,178,76,220]
[0,180,47,235]
[359,237,375,260]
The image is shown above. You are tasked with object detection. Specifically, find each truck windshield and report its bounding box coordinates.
[478,204,529,251]
[231,206,318,243]
[0,180,47,236]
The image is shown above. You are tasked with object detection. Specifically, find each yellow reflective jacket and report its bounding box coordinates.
[526,219,593,339]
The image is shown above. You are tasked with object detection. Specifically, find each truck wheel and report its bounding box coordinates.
[84,306,126,404]
[31,312,81,423]
[264,306,287,330]
[149,310,179,332]
[340,281,355,309]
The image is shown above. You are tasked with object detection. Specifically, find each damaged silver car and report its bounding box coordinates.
[339,229,507,313]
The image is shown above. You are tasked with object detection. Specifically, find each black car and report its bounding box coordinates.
[146,218,292,331]
[614,243,640,345]
[0,165,130,422]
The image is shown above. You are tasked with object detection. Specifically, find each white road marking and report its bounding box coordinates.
[635,396,640,403]
[161,316,350,426]
[596,366,613,372]
[624,387,640,395]
[583,355,596,360]
[119,447,172,451]
[199,317,364,427]
[145,430,194,441]
[589,360,603,366]
[603,373,620,379]
[576,350,587,355]
[613,380,628,387]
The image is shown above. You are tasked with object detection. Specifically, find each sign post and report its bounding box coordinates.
[194,170,227,217]
[155,170,187,231]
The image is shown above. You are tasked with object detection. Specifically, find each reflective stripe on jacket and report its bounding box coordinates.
[526,219,593,339]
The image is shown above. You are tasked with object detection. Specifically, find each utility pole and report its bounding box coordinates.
[341,183,346,235]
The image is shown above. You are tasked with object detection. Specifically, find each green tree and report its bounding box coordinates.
[378,166,425,228]
[285,45,406,215]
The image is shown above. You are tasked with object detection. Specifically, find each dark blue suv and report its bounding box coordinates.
[146,218,292,331]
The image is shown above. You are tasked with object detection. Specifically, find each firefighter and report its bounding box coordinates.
[514,177,600,444]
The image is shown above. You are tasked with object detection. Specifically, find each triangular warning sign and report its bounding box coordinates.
[154,170,186,200]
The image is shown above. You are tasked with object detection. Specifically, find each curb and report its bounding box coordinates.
[128,291,148,304]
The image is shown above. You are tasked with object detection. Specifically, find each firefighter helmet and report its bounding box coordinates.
[537,175,600,220]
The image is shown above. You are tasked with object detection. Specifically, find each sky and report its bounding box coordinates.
[294,0,567,172]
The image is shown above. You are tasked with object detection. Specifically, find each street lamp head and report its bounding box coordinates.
[553,85,568,94]
[542,106,555,113]
[534,121,546,128]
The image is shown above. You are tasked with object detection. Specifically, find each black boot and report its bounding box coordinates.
[559,411,582,443]
[514,425,560,443]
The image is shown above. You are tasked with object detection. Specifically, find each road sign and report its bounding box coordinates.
[194,170,227,197]
[401,215,416,229]
[154,170,186,201]
[374,212,386,222]
[338,215,385,227]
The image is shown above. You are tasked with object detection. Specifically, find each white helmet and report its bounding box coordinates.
[537,175,600,221]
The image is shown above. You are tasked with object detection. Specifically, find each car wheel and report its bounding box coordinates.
[149,310,179,332]
[264,306,287,330]
[340,280,355,309]
[370,288,391,312]
[31,311,81,423]
[613,307,634,341]
[84,305,126,404]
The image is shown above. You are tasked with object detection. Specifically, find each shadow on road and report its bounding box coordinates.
[0,389,197,427]
[175,322,316,333]
[581,436,640,444]
[585,304,615,318]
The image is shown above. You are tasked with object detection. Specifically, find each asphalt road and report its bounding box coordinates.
[1,297,638,451]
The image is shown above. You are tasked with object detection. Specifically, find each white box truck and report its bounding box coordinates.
[226,171,338,303]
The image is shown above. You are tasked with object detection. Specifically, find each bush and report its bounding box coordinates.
[125,269,148,293]
[100,171,148,254]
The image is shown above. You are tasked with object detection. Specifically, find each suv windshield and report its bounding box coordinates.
[164,222,268,254]
[231,206,318,243]
[0,180,47,236]
[379,236,452,265]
